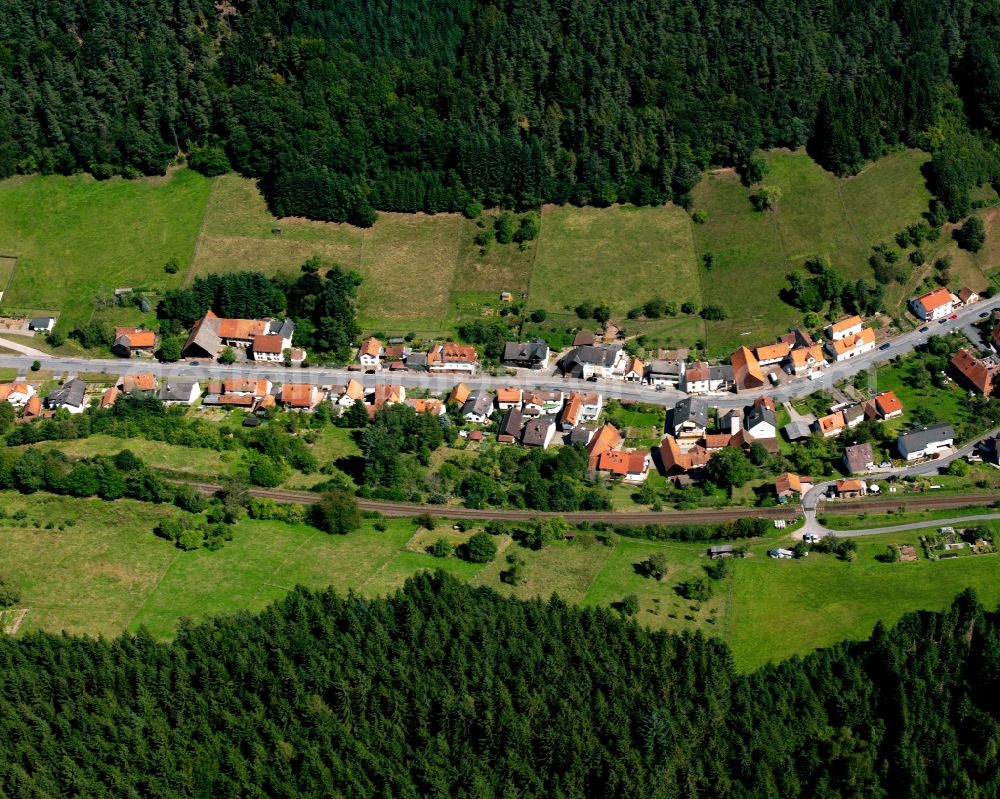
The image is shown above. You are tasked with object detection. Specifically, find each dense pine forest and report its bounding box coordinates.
[0,572,997,797]
[2,0,1000,224]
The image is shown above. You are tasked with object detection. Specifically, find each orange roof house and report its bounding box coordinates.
[731,346,765,391]
[828,327,875,358]
[21,394,42,420]
[448,383,471,405]
[586,423,623,469]
[342,379,365,401]
[280,383,320,409]
[119,373,157,393]
[828,315,863,337]
[873,391,903,419]
[223,378,271,396]
[372,384,405,409]
[595,450,650,479]
[950,348,998,396]
[496,387,523,406]
[774,472,811,499]
[252,334,285,355]
[407,398,444,415]
[114,327,157,349]
[910,287,953,319]
[561,393,584,429]
[217,318,267,341]
[657,435,713,473]
[754,342,792,364]
[100,387,119,408]
[359,337,383,358]
[815,411,846,438]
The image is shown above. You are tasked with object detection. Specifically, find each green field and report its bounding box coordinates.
[528,204,702,317]
[5,490,1000,672]
[693,149,931,354]
[0,148,933,349]
[0,170,211,328]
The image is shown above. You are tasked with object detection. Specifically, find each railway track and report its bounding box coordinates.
[183,480,1000,526]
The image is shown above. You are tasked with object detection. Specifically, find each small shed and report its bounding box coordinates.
[708,545,735,559]
[242,416,261,428]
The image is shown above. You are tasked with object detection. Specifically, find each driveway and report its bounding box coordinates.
[0,336,49,359]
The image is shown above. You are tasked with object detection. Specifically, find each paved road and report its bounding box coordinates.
[0,336,49,358]
[821,513,1000,538]
[0,298,995,411]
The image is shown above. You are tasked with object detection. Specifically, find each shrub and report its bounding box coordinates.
[460,531,497,563]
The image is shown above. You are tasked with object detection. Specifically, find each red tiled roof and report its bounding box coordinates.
[280,384,318,408]
[913,287,952,314]
[253,334,285,354]
[218,318,267,340]
[359,337,382,357]
[874,391,903,416]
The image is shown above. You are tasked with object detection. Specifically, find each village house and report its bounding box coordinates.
[623,356,645,382]
[158,381,201,406]
[251,334,286,363]
[44,378,87,413]
[826,315,863,341]
[427,343,479,374]
[460,391,495,423]
[834,478,867,499]
[826,327,876,362]
[557,344,627,380]
[843,442,875,474]
[754,341,792,367]
[744,398,777,439]
[644,359,684,387]
[521,417,557,449]
[842,403,865,429]
[118,373,158,395]
[405,398,445,416]
[866,391,903,420]
[497,408,525,443]
[594,449,651,483]
[656,434,713,477]
[774,472,812,503]
[788,344,828,376]
[335,379,365,407]
[949,348,998,395]
[20,394,42,422]
[814,411,846,438]
[670,398,708,448]
[897,424,954,461]
[100,387,119,409]
[957,287,980,306]
[447,383,472,406]
[523,390,564,414]
[280,383,322,411]
[730,347,766,392]
[357,337,383,369]
[585,423,623,469]
[28,316,56,332]
[909,287,954,321]
[370,384,406,411]
[0,382,36,408]
[182,310,295,360]
[203,378,272,410]
[501,339,550,370]
[112,327,157,358]
[495,387,523,410]
[682,361,733,394]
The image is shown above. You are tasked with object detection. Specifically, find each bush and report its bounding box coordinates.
[187,143,231,176]
[0,575,20,608]
[955,217,986,253]
[164,258,180,274]
[428,538,453,558]
[30,360,40,372]
[638,553,668,579]
[460,531,497,563]
[311,490,362,535]
[617,593,640,616]
[677,576,712,601]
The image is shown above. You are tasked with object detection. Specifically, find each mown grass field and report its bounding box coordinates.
[5,490,1000,672]
[528,204,702,317]
[0,170,211,329]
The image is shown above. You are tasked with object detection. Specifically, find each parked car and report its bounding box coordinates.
[879,342,891,351]
[980,311,990,318]
[949,313,958,320]
[919,326,929,333]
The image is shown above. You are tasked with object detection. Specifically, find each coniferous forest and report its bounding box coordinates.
[0,573,998,797]
[3,1,1000,224]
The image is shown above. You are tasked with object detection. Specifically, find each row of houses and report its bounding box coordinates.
[183,311,299,363]
[808,391,904,439]
[358,338,487,374]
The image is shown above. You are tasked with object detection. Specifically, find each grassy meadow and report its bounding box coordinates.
[0,170,211,328]
[0,148,951,352]
[4,489,1000,672]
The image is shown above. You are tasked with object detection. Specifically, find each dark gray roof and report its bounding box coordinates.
[842,404,864,424]
[709,365,734,381]
[461,391,495,417]
[502,339,549,364]
[646,359,683,376]
[183,313,222,357]
[266,318,295,340]
[158,381,200,402]
[746,403,776,430]
[499,408,524,438]
[521,418,555,446]
[45,378,85,408]
[672,397,707,429]
[558,344,621,376]
[898,424,955,450]
[29,316,55,328]
[567,425,597,446]
[783,421,812,441]
[405,352,428,369]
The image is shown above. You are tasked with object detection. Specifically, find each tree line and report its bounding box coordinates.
[0,573,997,796]
[2,1,999,224]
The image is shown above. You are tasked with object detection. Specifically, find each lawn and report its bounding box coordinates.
[528,204,701,318]
[0,170,211,328]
